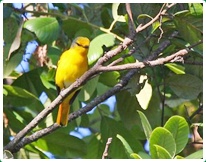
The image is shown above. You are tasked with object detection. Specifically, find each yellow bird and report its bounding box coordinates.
[55,37,90,126]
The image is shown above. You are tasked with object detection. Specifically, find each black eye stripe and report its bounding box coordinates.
[76,42,89,49]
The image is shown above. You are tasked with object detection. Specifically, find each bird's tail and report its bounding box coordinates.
[56,100,70,126]
[56,91,79,126]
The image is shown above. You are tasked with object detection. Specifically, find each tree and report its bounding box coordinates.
[3,3,203,159]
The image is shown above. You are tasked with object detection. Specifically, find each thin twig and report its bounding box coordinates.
[102,137,113,159]
[126,3,136,37]
[189,104,203,120]
[136,3,176,33]
[161,70,166,126]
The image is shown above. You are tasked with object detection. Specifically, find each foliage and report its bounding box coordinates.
[119,113,203,159]
[3,3,203,159]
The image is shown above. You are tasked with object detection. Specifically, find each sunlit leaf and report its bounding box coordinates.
[164,115,189,154]
[149,127,176,158]
[112,3,126,22]
[136,75,152,110]
[117,134,134,158]
[153,144,172,159]
[135,151,151,159]
[88,33,115,65]
[137,110,152,140]
[188,3,203,16]
[165,63,185,74]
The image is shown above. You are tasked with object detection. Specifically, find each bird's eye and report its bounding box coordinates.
[76,42,89,49]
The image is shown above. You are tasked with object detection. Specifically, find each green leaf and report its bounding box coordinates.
[3,16,19,44]
[101,6,113,28]
[130,153,141,159]
[185,149,203,159]
[164,115,189,154]
[3,6,13,19]
[166,74,203,100]
[7,20,24,60]
[83,134,101,158]
[116,91,142,129]
[149,127,176,159]
[24,17,60,43]
[52,3,68,12]
[62,17,93,39]
[125,72,141,95]
[47,45,62,66]
[40,69,56,90]
[117,134,134,158]
[151,16,170,33]
[3,52,23,78]
[174,155,184,159]
[141,90,162,128]
[101,116,144,158]
[174,11,203,55]
[3,27,36,78]
[79,75,99,101]
[188,3,203,16]
[99,71,120,87]
[137,110,152,140]
[164,63,185,74]
[153,144,172,159]
[112,3,126,22]
[88,33,115,65]
[3,85,42,109]
[137,13,153,20]
[74,28,91,38]
[135,151,151,159]
[96,82,110,99]
[12,68,50,97]
[86,105,102,132]
[3,85,45,130]
[3,16,22,78]
[184,56,202,79]
[34,131,87,158]
[24,144,49,159]
[3,107,25,134]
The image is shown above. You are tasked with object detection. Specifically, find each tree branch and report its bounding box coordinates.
[97,48,191,72]
[7,124,60,153]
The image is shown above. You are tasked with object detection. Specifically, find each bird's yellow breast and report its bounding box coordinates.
[55,37,90,89]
